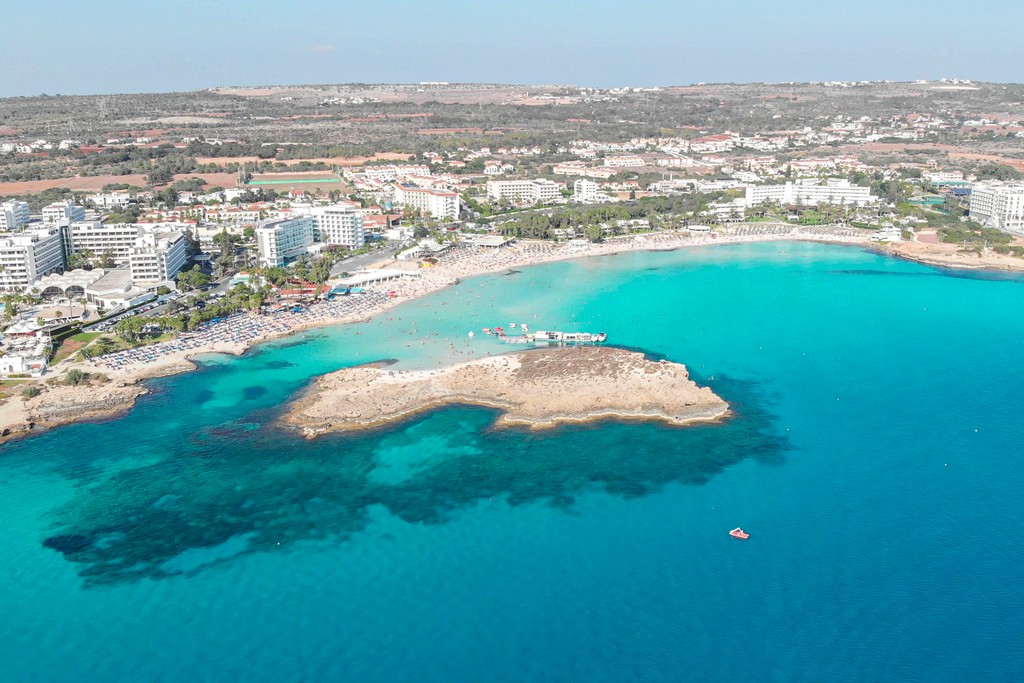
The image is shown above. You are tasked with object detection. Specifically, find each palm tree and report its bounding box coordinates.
[1,294,17,321]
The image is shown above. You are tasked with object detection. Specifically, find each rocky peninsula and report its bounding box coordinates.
[281,346,729,436]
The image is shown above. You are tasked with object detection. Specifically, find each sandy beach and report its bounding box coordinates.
[281,346,729,436]
[5,222,1016,441]
[82,224,876,383]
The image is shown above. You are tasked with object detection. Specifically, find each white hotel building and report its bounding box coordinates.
[486,179,561,205]
[573,179,599,203]
[0,200,31,231]
[744,179,879,208]
[969,182,1024,235]
[42,200,86,225]
[364,165,431,182]
[255,217,316,267]
[292,204,366,248]
[393,185,459,219]
[64,222,191,281]
[603,155,645,168]
[128,230,189,283]
[0,228,65,292]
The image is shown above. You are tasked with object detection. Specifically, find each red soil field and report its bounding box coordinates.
[194,153,412,167]
[0,172,241,196]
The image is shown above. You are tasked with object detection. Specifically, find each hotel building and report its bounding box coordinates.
[0,228,65,292]
[486,179,561,205]
[969,182,1024,235]
[255,217,316,267]
[744,179,878,207]
[393,185,459,219]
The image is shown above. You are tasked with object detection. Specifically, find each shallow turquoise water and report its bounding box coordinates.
[2,241,1023,681]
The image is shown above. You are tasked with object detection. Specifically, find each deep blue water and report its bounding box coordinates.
[1,241,1023,682]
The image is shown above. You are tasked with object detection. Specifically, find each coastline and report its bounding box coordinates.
[4,224,1018,441]
[88,223,879,381]
[880,240,1024,273]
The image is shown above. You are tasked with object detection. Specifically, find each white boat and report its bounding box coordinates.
[529,330,607,344]
[561,332,607,343]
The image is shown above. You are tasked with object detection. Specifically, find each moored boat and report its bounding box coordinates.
[729,528,750,540]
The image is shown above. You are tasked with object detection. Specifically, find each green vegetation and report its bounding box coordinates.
[939,225,1012,247]
[175,266,211,291]
[21,385,42,399]
[50,332,101,364]
[63,369,88,386]
[973,163,1021,181]
[496,195,720,241]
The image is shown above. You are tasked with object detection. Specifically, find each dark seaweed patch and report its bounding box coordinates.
[242,386,268,401]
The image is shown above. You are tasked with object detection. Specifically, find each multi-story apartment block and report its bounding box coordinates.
[573,179,599,203]
[41,200,86,225]
[65,222,141,261]
[969,182,1024,235]
[292,204,366,248]
[0,228,65,292]
[65,222,192,272]
[551,162,617,180]
[86,191,133,209]
[393,185,459,219]
[255,217,316,267]
[603,155,645,168]
[364,165,432,182]
[486,179,561,205]
[0,200,31,231]
[924,170,966,185]
[128,230,189,283]
[744,179,879,207]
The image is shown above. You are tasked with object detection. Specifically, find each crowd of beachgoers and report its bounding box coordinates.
[88,292,392,374]
[84,224,873,377]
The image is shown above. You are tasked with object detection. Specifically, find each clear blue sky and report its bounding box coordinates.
[2,0,1021,97]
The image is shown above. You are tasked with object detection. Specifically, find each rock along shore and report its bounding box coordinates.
[280,346,729,437]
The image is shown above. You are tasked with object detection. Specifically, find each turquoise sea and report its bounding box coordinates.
[1,241,1023,682]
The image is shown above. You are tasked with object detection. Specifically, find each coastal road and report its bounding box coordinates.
[329,245,401,277]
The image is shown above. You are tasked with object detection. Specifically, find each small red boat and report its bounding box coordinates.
[729,528,750,540]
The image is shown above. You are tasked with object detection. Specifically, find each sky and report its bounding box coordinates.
[1,0,1022,97]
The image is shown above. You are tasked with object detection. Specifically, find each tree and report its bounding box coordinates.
[1,294,18,320]
[157,187,178,207]
[113,317,144,343]
[291,260,310,282]
[216,253,235,277]
[94,336,118,355]
[64,369,88,386]
[176,265,211,291]
[184,229,202,257]
[98,250,117,269]
[584,224,604,242]
[66,250,94,271]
